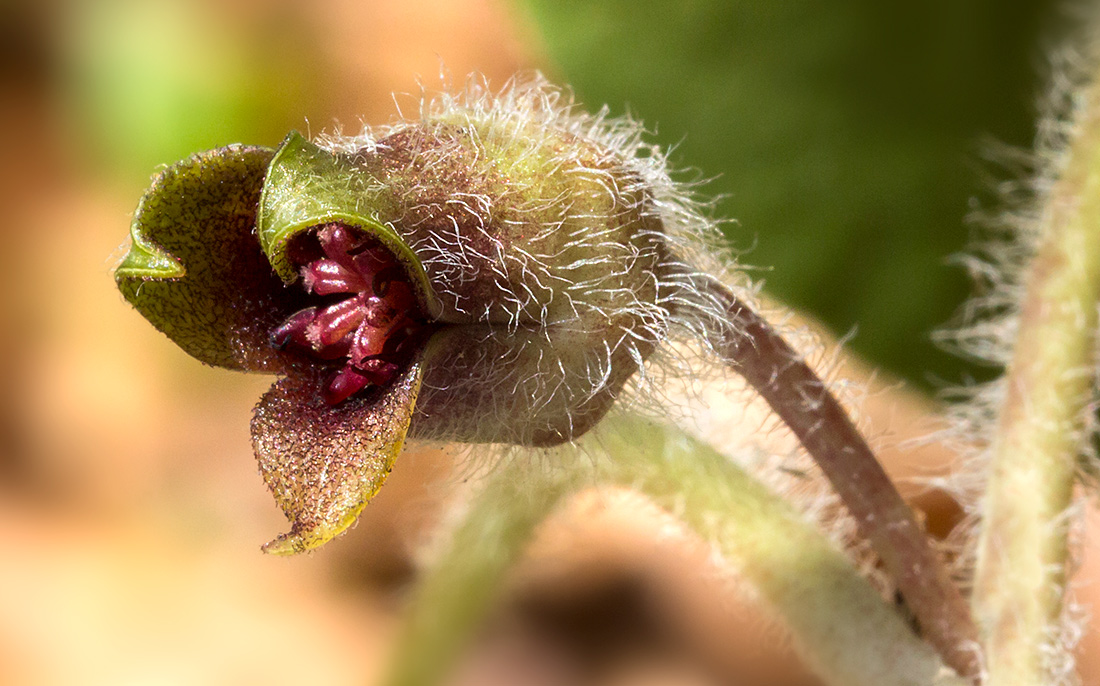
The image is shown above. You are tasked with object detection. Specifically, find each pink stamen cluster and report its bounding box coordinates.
[272,224,426,405]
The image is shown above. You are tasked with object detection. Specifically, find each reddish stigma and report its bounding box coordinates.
[272,224,428,405]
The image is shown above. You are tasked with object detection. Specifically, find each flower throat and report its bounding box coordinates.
[271,224,429,405]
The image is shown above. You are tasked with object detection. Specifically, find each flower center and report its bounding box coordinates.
[271,224,428,405]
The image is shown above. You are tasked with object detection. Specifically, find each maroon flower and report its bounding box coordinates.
[115,83,681,553]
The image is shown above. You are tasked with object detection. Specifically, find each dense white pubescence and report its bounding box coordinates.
[318,75,748,446]
[933,36,1100,685]
[325,76,892,589]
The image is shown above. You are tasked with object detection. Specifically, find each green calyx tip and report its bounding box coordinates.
[258,131,441,317]
[112,144,278,370]
[115,228,185,281]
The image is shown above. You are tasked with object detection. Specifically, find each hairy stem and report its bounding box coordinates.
[595,416,962,686]
[970,74,1100,686]
[701,284,980,680]
[381,459,584,686]
[383,417,962,686]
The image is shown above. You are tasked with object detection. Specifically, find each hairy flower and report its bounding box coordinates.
[113,80,981,678]
[115,79,717,554]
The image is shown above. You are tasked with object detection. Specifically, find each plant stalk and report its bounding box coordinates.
[702,284,981,680]
[595,416,962,686]
[381,459,583,686]
[383,417,962,686]
[971,74,1100,686]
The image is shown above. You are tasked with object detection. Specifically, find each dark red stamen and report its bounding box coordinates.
[273,224,428,405]
[307,295,368,347]
[301,260,366,295]
[271,307,317,350]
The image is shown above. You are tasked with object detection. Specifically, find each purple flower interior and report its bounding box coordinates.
[272,224,430,405]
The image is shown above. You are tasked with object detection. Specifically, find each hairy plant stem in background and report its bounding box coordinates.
[705,285,981,681]
[383,416,962,686]
[595,417,964,686]
[970,73,1100,686]
[381,461,584,686]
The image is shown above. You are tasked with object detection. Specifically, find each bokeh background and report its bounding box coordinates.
[1,0,1097,684]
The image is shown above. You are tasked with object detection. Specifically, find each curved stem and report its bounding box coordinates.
[701,284,980,681]
[382,417,962,686]
[595,416,961,686]
[381,459,583,686]
[971,74,1100,686]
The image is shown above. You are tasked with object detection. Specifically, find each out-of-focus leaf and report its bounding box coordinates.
[62,0,316,184]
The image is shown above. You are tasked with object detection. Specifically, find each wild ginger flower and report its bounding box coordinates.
[115,79,714,554]
[115,78,980,676]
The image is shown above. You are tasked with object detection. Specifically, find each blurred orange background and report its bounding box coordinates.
[1,1,1098,685]
[0,2,532,684]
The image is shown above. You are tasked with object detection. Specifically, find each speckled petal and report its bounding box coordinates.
[251,357,424,555]
[116,145,305,371]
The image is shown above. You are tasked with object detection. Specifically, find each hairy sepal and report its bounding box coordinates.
[258,131,442,318]
[115,144,302,372]
[252,352,426,555]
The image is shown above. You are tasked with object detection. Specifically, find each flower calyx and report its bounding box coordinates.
[116,84,673,554]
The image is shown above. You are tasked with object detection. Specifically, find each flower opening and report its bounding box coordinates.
[113,76,736,553]
[272,223,432,405]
